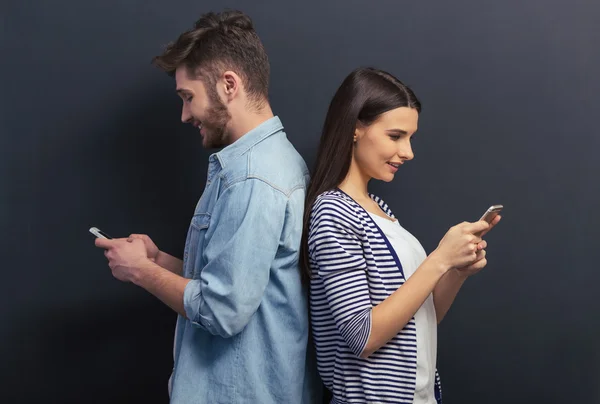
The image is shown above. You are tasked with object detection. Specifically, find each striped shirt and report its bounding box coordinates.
[308,189,442,404]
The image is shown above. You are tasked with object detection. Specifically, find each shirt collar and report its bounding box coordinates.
[211,116,284,169]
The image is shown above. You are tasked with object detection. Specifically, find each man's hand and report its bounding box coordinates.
[127,234,160,262]
[95,238,153,283]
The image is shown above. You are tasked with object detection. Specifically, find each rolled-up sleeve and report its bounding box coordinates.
[309,203,372,356]
[184,179,286,338]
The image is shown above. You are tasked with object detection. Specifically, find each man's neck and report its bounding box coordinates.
[227,105,275,143]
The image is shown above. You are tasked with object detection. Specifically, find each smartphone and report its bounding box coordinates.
[89,227,113,239]
[474,205,503,237]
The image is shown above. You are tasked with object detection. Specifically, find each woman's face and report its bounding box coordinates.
[353,107,419,182]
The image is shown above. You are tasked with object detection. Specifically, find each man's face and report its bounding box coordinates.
[175,66,231,149]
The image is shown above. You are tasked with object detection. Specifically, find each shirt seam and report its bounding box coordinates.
[220,175,305,199]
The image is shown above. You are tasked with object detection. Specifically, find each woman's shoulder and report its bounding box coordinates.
[311,189,356,215]
[308,190,364,242]
[309,189,366,235]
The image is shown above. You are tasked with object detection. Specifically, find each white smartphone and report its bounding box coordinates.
[480,205,503,223]
[474,205,503,237]
[89,227,113,239]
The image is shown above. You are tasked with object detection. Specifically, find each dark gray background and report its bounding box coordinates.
[2,0,599,403]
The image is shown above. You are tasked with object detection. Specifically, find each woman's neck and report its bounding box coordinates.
[338,158,371,202]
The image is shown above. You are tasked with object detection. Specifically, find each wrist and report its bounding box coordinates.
[154,250,164,264]
[132,259,159,286]
[426,251,453,276]
[450,267,470,281]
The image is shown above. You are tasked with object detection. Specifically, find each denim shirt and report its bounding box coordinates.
[168,117,321,404]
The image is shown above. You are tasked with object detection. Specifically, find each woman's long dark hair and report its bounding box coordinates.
[299,67,422,283]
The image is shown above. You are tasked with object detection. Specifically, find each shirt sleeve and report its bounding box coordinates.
[309,201,372,356]
[183,179,287,338]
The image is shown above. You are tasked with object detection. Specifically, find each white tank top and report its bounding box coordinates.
[369,213,438,404]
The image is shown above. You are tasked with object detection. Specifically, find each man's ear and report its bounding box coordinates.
[220,70,240,101]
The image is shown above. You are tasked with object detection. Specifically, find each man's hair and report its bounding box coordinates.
[153,10,270,104]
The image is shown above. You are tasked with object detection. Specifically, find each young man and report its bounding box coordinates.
[95,10,320,403]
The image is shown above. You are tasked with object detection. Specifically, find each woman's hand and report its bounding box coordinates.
[431,221,490,270]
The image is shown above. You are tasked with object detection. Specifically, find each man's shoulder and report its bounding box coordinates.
[241,132,309,197]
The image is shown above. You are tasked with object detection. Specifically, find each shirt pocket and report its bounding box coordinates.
[186,213,211,278]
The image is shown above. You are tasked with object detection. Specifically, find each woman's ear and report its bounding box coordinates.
[354,122,366,143]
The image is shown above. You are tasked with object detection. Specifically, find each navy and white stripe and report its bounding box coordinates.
[308,189,442,404]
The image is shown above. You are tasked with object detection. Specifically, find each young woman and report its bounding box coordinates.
[301,67,500,404]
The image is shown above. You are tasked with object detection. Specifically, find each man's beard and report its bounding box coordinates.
[202,92,231,149]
